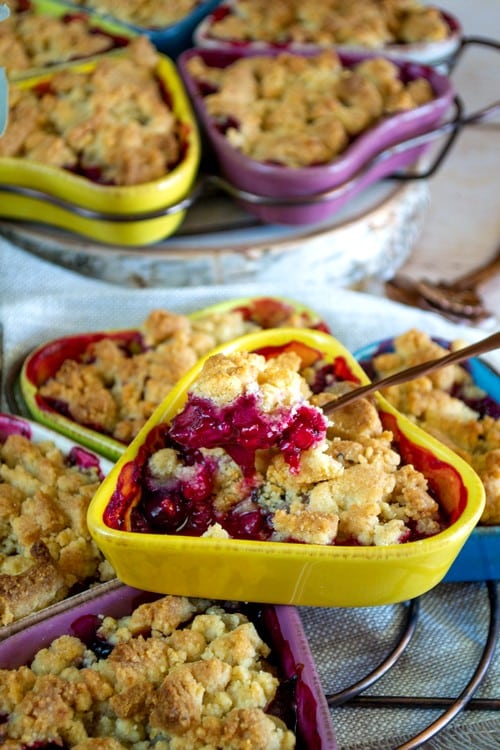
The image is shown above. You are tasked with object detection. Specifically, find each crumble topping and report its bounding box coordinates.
[110,347,446,545]
[204,0,449,48]
[0,37,183,185]
[186,50,434,167]
[37,301,324,444]
[73,0,200,28]
[0,0,126,78]
[368,328,500,524]
[0,434,114,627]
[0,595,296,749]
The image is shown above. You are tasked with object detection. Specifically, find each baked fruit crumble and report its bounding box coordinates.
[0,430,113,627]
[204,0,450,48]
[185,50,435,167]
[105,344,449,546]
[0,37,184,186]
[0,0,128,78]
[362,329,500,525]
[0,595,298,748]
[34,299,328,444]
[74,0,200,28]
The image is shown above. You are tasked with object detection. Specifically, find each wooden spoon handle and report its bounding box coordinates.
[322,331,500,416]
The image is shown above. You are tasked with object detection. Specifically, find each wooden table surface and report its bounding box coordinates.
[395,0,500,322]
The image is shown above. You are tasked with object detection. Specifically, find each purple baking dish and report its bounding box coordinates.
[177,47,455,225]
[0,583,338,749]
[193,1,462,67]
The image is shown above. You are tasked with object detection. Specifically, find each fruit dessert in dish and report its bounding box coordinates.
[0,34,201,244]
[0,0,131,79]
[200,0,450,47]
[105,347,451,545]
[20,297,328,460]
[0,587,336,749]
[0,36,184,185]
[0,413,114,628]
[194,0,461,65]
[178,46,453,225]
[59,0,222,60]
[88,328,484,608]
[357,328,500,525]
[184,49,434,168]
[74,0,202,28]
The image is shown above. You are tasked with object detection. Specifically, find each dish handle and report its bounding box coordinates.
[393,35,500,181]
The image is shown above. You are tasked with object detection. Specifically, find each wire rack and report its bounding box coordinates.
[300,581,498,750]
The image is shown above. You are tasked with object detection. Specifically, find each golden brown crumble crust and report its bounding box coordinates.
[0,0,120,78]
[371,328,500,524]
[75,0,199,28]
[0,434,113,626]
[0,37,182,186]
[186,50,434,167]
[0,596,296,749]
[206,0,449,48]
[150,350,442,546]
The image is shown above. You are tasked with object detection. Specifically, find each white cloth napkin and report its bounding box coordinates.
[1,236,498,376]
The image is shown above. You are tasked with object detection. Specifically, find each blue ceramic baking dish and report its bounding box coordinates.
[49,0,222,57]
[355,336,499,582]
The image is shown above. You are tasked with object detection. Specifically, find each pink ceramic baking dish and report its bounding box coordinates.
[0,583,338,749]
[178,47,455,225]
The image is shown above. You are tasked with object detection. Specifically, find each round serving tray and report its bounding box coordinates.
[0,179,429,289]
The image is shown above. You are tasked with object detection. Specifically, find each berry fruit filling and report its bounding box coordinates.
[32,299,327,444]
[105,343,454,546]
[169,392,326,475]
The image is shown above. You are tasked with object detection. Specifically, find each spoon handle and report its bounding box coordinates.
[450,248,500,291]
[323,331,500,416]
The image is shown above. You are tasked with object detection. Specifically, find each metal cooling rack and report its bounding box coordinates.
[324,581,498,749]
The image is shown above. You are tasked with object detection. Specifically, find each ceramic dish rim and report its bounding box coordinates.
[0,52,201,211]
[18,296,328,461]
[87,326,485,561]
[193,0,463,62]
[177,46,454,197]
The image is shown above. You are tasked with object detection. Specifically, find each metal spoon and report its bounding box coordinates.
[322,331,500,416]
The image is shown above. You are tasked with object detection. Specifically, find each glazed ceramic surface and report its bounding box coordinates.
[178,47,454,225]
[88,328,485,608]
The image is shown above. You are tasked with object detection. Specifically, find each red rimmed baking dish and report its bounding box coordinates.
[177,46,455,225]
[18,296,329,460]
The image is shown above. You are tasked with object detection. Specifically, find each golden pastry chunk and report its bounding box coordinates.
[371,328,500,524]
[0,435,113,627]
[0,596,296,749]
[186,50,434,167]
